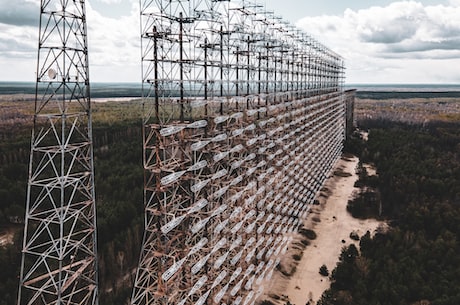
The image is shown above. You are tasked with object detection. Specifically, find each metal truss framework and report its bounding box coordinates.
[345,89,356,138]
[133,1,346,305]
[17,1,98,305]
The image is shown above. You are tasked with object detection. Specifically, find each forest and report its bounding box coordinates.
[1,98,460,305]
[319,119,460,305]
[0,100,144,305]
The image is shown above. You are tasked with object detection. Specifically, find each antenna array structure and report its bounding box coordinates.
[17,1,98,305]
[133,0,345,304]
[132,0,346,304]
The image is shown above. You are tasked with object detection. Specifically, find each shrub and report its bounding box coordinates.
[319,264,329,276]
[299,228,317,240]
[349,231,360,241]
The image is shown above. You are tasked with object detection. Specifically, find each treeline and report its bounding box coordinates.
[319,120,460,305]
[93,122,144,304]
[356,91,460,100]
[0,120,144,305]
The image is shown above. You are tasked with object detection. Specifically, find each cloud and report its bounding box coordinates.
[85,1,141,81]
[382,50,460,60]
[0,22,37,59]
[0,0,141,81]
[352,2,424,44]
[0,37,35,58]
[0,0,39,27]
[97,0,122,4]
[295,1,460,83]
[2,0,459,83]
[384,38,460,54]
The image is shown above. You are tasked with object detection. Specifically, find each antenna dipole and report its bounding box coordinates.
[17,1,98,305]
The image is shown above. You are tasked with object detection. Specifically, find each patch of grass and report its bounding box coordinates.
[292,242,306,250]
[350,231,360,241]
[268,294,280,300]
[293,253,302,261]
[277,263,297,277]
[260,300,276,305]
[334,170,352,177]
[319,264,329,276]
[299,228,317,240]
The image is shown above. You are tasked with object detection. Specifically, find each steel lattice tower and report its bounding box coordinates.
[17,1,98,305]
[132,1,346,305]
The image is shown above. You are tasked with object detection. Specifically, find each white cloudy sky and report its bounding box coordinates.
[0,0,459,84]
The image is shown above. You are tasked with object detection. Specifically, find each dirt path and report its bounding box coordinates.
[259,155,385,305]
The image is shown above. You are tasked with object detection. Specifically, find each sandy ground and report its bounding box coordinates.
[260,155,385,305]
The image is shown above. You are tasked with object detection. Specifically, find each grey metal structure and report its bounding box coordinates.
[17,1,98,305]
[132,1,345,305]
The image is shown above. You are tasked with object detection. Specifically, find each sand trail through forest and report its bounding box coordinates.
[259,155,385,305]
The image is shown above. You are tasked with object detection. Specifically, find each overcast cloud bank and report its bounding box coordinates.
[296,1,460,83]
[1,0,459,83]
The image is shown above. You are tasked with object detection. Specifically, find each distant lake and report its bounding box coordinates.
[1,81,460,99]
[0,82,142,98]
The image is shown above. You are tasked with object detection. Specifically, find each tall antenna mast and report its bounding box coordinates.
[17,1,98,304]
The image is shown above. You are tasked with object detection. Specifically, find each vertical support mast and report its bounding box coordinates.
[18,1,98,305]
[179,12,185,122]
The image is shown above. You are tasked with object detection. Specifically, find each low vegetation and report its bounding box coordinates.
[319,264,329,277]
[299,228,317,240]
